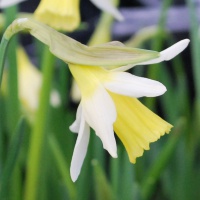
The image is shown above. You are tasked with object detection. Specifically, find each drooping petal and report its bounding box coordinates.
[113,39,190,71]
[0,0,26,8]
[69,103,82,133]
[90,0,124,21]
[82,86,117,158]
[109,92,172,163]
[70,115,90,182]
[104,71,166,98]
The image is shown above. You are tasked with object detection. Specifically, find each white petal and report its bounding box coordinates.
[0,0,26,8]
[140,39,190,64]
[104,72,166,97]
[113,39,190,72]
[70,115,90,182]
[90,0,124,21]
[69,104,82,133]
[82,86,117,158]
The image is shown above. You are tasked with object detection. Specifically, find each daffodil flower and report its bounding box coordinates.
[0,0,26,8]
[68,39,189,181]
[2,47,60,122]
[34,0,80,32]
[34,0,122,31]
[3,18,190,182]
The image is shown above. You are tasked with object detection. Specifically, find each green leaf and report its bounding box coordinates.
[141,118,185,200]
[92,159,116,200]
[48,134,77,200]
[0,117,26,199]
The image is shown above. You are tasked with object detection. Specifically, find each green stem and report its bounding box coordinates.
[24,47,55,200]
[0,37,9,86]
[3,6,21,200]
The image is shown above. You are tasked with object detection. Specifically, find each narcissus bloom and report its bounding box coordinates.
[0,0,26,8]
[2,47,60,122]
[68,39,189,181]
[17,48,60,119]
[5,18,189,182]
[34,0,122,32]
[34,0,80,31]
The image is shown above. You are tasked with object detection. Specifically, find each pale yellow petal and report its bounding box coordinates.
[110,92,172,163]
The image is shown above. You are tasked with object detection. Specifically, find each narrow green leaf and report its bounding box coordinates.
[48,134,77,200]
[0,117,26,199]
[110,146,122,196]
[119,151,135,200]
[92,159,116,200]
[141,118,185,200]
[186,0,200,100]
[0,37,9,86]
[3,5,20,133]
[91,132,105,167]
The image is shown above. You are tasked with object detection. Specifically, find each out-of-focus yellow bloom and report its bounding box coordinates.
[34,0,123,32]
[34,0,80,32]
[2,47,60,122]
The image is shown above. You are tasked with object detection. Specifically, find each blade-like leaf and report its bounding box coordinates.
[0,117,26,199]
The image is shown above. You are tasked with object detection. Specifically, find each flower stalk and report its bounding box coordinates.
[24,47,55,200]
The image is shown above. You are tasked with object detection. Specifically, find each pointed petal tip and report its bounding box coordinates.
[69,123,77,133]
[161,39,190,61]
[176,39,190,52]
[103,143,118,158]
[113,153,118,158]
[109,149,118,158]
[144,83,166,97]
[90,0,123,21]
[102,141,118,158]
[182,38,190,45]
[157,83,167,96]
[70,168,78,182]
[115,13,124,22]
[69,122,79,133]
